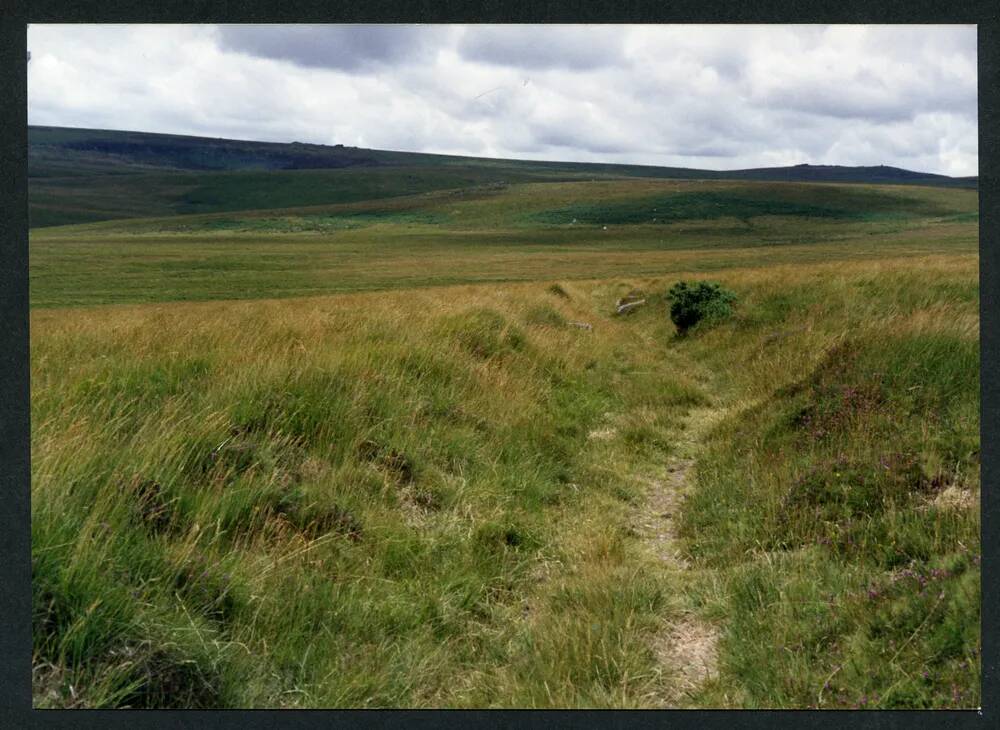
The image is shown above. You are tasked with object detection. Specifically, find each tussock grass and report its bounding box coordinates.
[32,280,706,707]
[670,256,980,708]
[30,169,978,708]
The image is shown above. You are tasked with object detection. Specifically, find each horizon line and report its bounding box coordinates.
[28,122,978,180]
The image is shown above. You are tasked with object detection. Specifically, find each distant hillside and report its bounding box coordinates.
[727,163,979,188]
[27,125,441,176]
[28,125,977,228]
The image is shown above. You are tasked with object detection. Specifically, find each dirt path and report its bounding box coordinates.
[634,405,730,707]
[579,317,732,705]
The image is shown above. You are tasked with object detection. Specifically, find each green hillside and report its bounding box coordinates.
[29,177,978,308]
[28,126,977,229]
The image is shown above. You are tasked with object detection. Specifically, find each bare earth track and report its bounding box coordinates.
[588,387,732,706]
[636,406,732,706]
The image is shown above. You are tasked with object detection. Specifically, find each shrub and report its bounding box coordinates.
[667,281,737,334]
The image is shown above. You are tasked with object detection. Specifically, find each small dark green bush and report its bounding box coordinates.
[667,281,738,334]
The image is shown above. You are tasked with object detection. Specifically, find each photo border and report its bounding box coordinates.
[2,1,995,727]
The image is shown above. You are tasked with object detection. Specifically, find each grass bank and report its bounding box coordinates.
[669,256,981,708]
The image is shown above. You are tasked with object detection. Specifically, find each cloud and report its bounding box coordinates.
[457,25,627,70]
[742,25,977,122]
[215,24,446,71]
[27,24,978,176]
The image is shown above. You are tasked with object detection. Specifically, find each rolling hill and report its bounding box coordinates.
[28,125,978,228]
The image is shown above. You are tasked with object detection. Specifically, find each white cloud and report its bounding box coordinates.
[27,23,978,176]
[457,25,627,70]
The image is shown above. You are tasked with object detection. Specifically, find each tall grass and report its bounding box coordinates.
[671,256,980,708]
[31,254,979,708]
[31,281,704,707]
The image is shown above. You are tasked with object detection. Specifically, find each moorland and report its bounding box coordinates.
[29,127,980,708]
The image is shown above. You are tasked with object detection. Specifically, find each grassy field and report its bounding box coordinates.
[28,125,976,229]
[29,179,977,308]
[30,171,980,708]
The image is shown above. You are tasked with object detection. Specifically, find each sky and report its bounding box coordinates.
[26,24,979,176]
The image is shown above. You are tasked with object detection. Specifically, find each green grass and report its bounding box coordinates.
[31,256,980,708]
[29,169,979,708]
[671,260,980,708]
[28,165,537,229]
[31,281,710,707]
[29,179,977,308]
[28,125,976,229]
[530,186,956,226]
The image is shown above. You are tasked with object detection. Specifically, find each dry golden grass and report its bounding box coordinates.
[31,250,978,708]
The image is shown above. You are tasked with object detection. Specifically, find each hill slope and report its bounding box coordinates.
[28,126,978,228]
[29,176,978,308]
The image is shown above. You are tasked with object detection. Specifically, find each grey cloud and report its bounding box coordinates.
[505,137,547,154]
[534,127,634,154]
[747,27,976,124]
[216,24,442,70]
[675,143,745,158]
[26,24,979,176]
[458,26,626,70]
[680,42,749,82]
[758,81,976,123]
[706,55,743,81]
